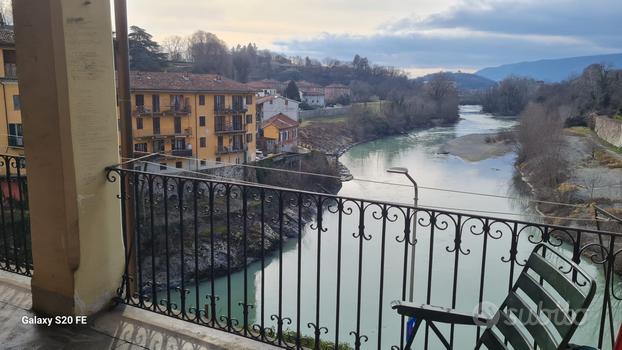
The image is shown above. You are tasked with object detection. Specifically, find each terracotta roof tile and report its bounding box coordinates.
[130,71,256,93]
[264,113,299,130]
[0,27,14,46]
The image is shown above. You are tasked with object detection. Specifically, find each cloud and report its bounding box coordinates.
[275,0,622,71]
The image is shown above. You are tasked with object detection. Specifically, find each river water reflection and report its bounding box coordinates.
[184,105,620,349]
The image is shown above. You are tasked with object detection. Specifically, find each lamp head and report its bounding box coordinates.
[387,167,409,175]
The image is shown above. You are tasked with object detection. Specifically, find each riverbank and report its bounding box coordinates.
[516,126,622,272]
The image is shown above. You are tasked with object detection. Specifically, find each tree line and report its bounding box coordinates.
[127,26,450,105]
[506,64,622,196]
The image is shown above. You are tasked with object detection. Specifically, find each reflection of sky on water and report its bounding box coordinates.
[340,105,523,221]
[178,105,619,349]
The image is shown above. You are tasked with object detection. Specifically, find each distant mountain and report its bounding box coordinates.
[476,53,622,82]
[417,72,496,90]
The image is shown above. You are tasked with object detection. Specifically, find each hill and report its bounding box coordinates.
[476,53,622,82]
[417,72,496,90]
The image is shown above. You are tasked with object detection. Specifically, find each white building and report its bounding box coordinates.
[256,95,300,122]
[302,91,325,108]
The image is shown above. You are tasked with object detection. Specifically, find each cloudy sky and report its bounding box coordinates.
[124,0,622,76]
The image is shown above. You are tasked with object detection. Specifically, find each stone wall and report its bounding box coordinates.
[299,105,351,119]
[593,115,622,147]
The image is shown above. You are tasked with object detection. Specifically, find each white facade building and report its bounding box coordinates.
[257,95,300,122]
[302,92,325,107]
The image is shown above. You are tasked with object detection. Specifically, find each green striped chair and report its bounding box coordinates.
[393,244,597,350]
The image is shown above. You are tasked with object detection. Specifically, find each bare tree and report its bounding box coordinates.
[161,35,186,61]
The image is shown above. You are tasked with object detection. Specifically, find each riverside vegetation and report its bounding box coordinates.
[482,65,622,272]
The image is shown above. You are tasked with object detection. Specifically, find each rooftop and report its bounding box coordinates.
[263,113,299,129]
[245,79,283,89]
[256,94,299,105]
[130,71,257,93]
[0,26,14,46]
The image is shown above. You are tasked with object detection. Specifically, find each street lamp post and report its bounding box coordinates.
[387,167,419,303]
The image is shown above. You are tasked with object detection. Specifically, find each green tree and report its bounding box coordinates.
[128,26,167,71]
[284,80,301,101]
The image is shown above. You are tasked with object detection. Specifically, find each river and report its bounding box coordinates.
[184,105,620,349]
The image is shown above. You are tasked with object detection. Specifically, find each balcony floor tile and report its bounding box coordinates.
[0,271,278,350]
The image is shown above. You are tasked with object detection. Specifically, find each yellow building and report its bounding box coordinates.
[261,113,299,154]
[129,71,257,171]
[0,27,23,159]
[0,28,258,173]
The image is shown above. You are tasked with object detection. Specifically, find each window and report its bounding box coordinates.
[12,95,20,111]
[174,117,182,134]
[159,163,166,170]
[173,138,185,150]
[8,123,23,147]
[216,157,221,162]
[134,143,147,152]
[246,133,252,143]
[200,137,206,148]
[233,134,243,150]
[199,95,205,105]
[199,116,206,127]
[152,94,160,112]
[170,95,183,111]
[246,114,252,124]
[153,117,161,134]
[214,95,225,110]
[175,161,182,169]
[246,95,252,104]
[232,95,244,110]
[233,115,243,130]
[153,140,164,152]
[200,160,206,166]
[135,94,144,107]
[136,117,143,129]
[215,115,225,131]
[3,50,17,78]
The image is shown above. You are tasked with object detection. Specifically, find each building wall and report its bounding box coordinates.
[261,96,299,121]
[0,46,24,164]
[303,94,325,107]
[131,91,257,170]
[593,115,622,147]
[325,87,351,102]
[263,124,297,153]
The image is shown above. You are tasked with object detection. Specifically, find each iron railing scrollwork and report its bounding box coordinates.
[105,164,622,350]
[0,154,31,276]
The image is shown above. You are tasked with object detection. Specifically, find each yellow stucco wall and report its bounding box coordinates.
[130,91,256,168]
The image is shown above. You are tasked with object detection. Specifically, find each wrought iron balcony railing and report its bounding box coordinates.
[170,149,193,157]
[216,145,244,154]
[215,123,245,134]
[214,105,248,114]
[105,164,622,350]
[0,154,32,277]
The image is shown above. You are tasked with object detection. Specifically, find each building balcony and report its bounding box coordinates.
[215,123,245,134]
[216,145,244,154]
[136,127,192,139]
[133,105,191,117]
[214,105,248,114]
[3,63,17,79]
[170,148,192,157]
